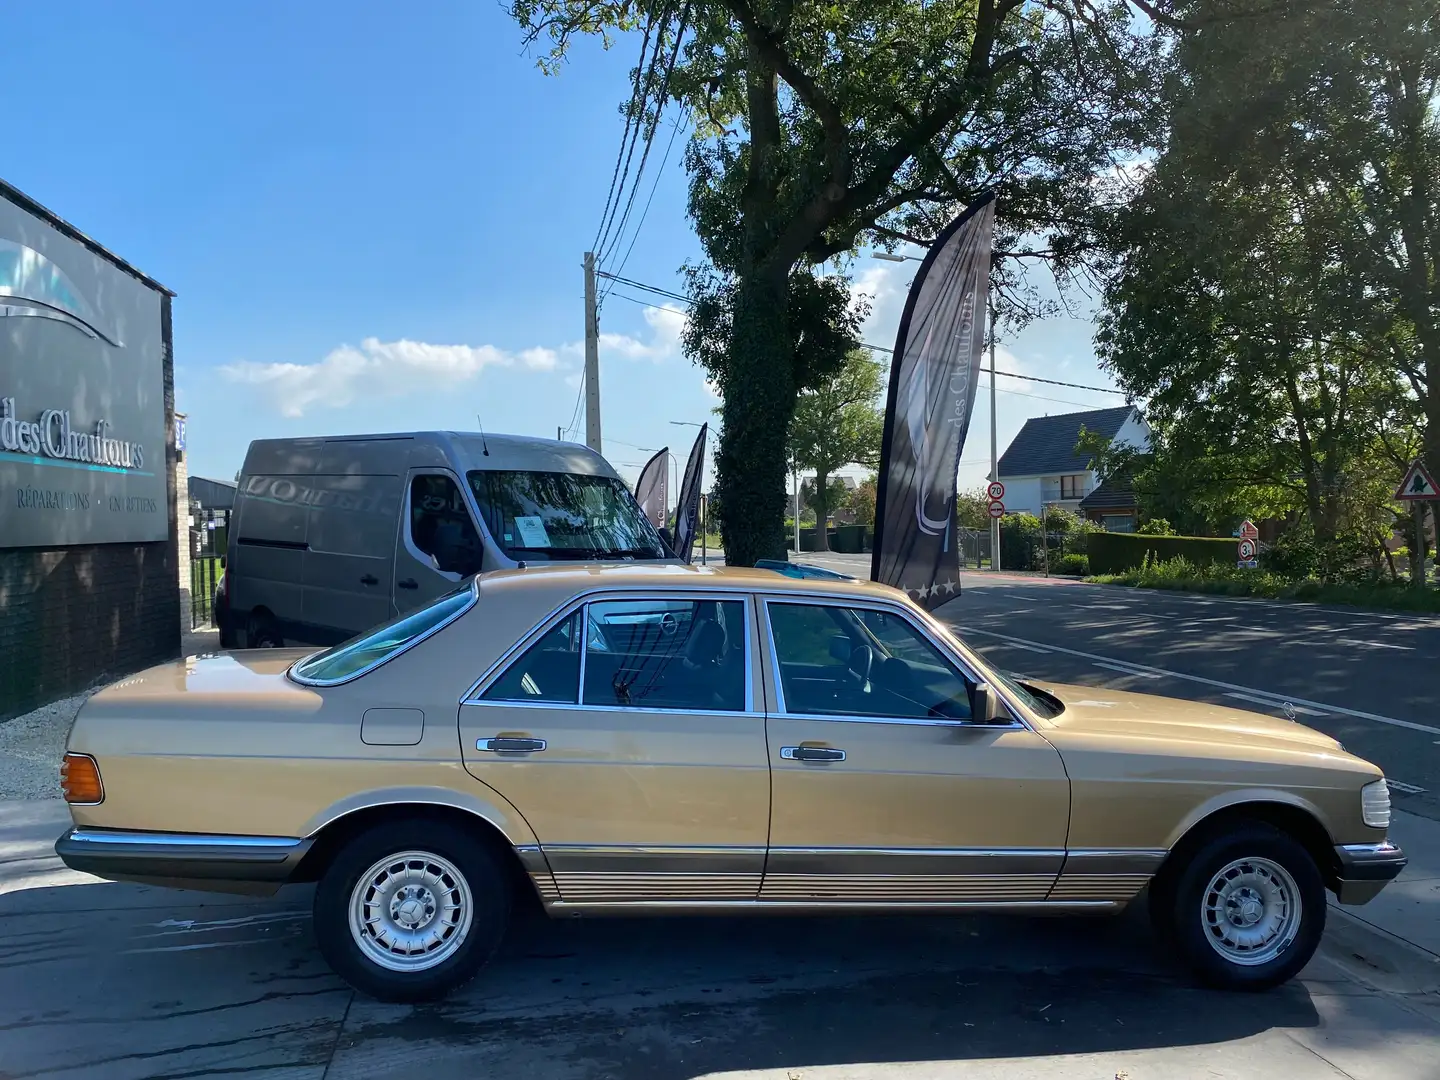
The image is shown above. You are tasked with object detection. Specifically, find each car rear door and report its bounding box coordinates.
[458,591,769,904]
[759,595,1071,904]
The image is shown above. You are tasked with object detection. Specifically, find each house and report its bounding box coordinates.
[995,405,1150,529]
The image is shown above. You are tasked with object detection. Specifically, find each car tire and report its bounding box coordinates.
[312,820,511,1003]
[246,614,283,649]
[1162,822,1325,991]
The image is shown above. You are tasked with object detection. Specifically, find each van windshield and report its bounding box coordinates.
[467,470,667,561]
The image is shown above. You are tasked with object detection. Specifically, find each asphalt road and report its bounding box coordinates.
[4,573,1440,1078]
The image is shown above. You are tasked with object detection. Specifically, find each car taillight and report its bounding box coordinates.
[60,753,104,804]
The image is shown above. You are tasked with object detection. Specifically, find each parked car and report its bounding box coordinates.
[56,564,1404,1002]
[219,430,672,649]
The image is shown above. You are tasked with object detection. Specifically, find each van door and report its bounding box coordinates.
[394,470,486,613]
[229,474,309,644]
[300,473,404,644]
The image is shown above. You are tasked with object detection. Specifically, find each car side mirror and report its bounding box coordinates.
[970,682,1009,725]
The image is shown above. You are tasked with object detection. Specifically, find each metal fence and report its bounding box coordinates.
[189,507,228,629]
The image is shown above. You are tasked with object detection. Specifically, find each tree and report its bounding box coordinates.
[787,349,883,549]
[847,476,877,527]
[955,488,993,531]
[513,0,1168,562]
[1094,0,1428,576]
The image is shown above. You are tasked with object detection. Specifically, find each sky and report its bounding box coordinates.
[0,0,1126,500]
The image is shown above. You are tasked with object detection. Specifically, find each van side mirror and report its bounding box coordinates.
[657,526,676,554]
[969,682,1009,725]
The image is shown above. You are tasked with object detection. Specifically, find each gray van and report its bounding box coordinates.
[221,431,673,648]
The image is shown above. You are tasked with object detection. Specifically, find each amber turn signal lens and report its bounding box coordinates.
[60,753,104,804]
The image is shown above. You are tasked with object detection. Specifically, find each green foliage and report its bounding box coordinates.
[1091,555,1440,613]
[1136,518,1174,536]
[789,349,884,550]
[1056,553,1089,576]
[1086,532,1238,575]
[512,0,1172,563]
[1094,0,1433,566]
[955,488,992,532]
[846,476,877,527]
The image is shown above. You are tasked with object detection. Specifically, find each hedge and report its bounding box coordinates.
[1087,532,1239,575]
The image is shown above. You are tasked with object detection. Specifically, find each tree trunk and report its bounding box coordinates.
[716,275,795,566]
[812,467,831,551]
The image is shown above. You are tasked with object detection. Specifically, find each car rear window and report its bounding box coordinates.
[289,582,476,685]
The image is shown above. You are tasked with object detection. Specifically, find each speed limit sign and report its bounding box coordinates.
[1237,537,1258,568]
[987,480,1005,501]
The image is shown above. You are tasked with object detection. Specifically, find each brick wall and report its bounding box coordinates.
[0,295,180,722]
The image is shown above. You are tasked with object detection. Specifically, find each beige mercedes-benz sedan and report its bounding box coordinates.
[56,564,1405,1001]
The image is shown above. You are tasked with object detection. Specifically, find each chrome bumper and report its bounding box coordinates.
[1333,841,1407,905]
[55,828,311,893]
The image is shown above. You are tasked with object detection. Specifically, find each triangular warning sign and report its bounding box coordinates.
[1395,460,1439,500]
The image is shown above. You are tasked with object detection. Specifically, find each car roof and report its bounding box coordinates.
[473,561,908,605]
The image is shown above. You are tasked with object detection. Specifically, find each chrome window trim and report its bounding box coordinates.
[463,588,758,714]
[289,577,479,687]
[759,595,1028,732]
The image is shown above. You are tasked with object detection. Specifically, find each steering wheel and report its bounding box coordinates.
[846,644,874,689]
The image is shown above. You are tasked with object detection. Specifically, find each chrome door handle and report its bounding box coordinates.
[781,745,845,762]
[477,737,547,753]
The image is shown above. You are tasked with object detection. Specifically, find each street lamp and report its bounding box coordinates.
[871,251,922,263]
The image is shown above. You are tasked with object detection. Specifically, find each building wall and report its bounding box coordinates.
[999,476,1045,515]
[0,297,179,722]
[1112,410,1152,453]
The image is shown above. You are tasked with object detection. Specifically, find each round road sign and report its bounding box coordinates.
[987,481,1006,500]
[987,500,1006,519]
[1238,538,1257,560]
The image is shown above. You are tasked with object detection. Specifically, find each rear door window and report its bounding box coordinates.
[582,598,747,712]
[480,613,583,705]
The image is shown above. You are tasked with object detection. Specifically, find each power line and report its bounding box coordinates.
[591,17,656,256]
[598,4,690,279]
[600,114,688,303]
[601,279,1127,401]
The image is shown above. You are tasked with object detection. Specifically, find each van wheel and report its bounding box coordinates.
[246,614,283,648]
[1159,822,1325,991]
[312,820,510,1002]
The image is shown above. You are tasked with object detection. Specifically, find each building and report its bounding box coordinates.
[995,405,1150,528]
[1,178,179,721]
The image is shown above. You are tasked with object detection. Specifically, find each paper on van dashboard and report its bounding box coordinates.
[513,515,552,548]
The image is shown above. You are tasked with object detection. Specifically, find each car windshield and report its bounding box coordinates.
[920,617,1064,719]
[289,582,476,685]
[467,470,667,562]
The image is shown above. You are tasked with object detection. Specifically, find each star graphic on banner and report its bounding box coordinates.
[917,583,932,600]
[938,579,957,596]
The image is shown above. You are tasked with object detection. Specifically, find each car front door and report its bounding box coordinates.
[458,592,769,904]
[760,597,1071,904]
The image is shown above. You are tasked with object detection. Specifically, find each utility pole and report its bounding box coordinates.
[988,297,1000,572]
[583,251,602,453]
[556,426,563,442]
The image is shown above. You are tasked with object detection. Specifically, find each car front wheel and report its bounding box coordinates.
[313,820,510,1002]
[1162,822,1325,991]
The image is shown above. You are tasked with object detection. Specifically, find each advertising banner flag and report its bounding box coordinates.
[672,423,708,562]
[870,193,996,607]
[635,446,669,530]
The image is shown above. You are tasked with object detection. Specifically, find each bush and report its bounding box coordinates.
[1087,532,1238,574]
[1136,518,1175,535]
[1056,553,1089,575]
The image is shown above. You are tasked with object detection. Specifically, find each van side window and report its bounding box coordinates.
[409,475,484,576]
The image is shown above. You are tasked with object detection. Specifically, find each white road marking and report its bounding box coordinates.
[1093,662,1163,680]
[1387,779,1427,794]
[1223,692,1330,717]
[977,640,1052,653]
[952,625,1440,737]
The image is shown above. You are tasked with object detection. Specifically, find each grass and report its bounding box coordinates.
[1088,554,1440,613]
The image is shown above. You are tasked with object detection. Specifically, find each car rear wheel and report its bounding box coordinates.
[1161,822,1325,991]
[313,820,510,1002]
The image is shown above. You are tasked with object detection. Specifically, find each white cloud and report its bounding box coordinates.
[519,347,558,371]
[223,305,687,418]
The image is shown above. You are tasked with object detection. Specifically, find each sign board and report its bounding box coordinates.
[987,500,1005,519]
[1238,519,1260,540]
[1395,460,1439,501]
[986,480,1005,501]
[1237,538,1258,568]
[1,196,167,547]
